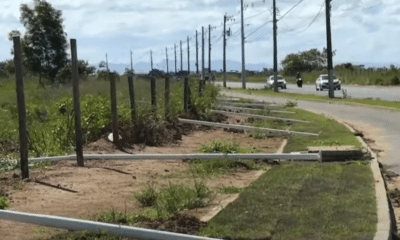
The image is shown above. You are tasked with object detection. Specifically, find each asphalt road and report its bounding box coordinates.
[214,81,400,102]
[221,91,400,173]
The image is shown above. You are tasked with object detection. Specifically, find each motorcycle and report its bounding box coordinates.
[296,78,303,88]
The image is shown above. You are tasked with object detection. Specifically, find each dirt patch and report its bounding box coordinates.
[0,126,282,239]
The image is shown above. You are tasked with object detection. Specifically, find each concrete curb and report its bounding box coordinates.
[343,123,392,240]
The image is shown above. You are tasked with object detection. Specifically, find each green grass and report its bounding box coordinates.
[0,196,9,209]
[232,87,400,110]
[217,186,243,194]
[198,140,256,154]
[190,158,263,177]
[199,162,376,240]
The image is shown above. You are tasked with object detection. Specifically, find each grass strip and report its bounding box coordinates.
[231,88,400,111]
[199,162,377,240]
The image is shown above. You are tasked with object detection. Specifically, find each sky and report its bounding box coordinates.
[0,0,398,73]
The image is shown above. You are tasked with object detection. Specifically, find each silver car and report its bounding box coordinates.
[266,75,287,89]
[315,74,341,91]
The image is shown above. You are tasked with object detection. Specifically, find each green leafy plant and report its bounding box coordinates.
[134,184,158,207]
[0,196,9,209]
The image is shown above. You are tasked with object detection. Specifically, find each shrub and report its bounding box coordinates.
[0,196,9,209]
[375,78,384,85]
[134,184,158,207]
[391,76,400,85]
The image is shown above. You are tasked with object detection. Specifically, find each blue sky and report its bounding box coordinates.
[0,0,398,73]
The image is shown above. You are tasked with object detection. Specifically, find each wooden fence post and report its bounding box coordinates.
[127,75,136,124]
[110,73,119,146]
[151,77,156,110]
[164,76,170,119]
[13,36,29,179]
[184,77,189,112]
[70,39,84,167]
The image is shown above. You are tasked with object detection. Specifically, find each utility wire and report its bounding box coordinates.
[278,0,304,21]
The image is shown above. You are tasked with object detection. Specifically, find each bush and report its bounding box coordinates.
[391,76,400,85]
[374,78,384,85]
[0,196,9,209]
[134,184,158,207]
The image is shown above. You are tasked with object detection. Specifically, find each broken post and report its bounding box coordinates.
[70,39,84,167]
[110,73,119,146]
[13,36,29,179]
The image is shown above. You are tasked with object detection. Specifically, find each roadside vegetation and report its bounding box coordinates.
[232,87,400,110]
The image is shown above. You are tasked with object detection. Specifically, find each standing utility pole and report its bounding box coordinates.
[241,0,246,89]
[150,50,153,70]
[325,0,334,98]
[208,24,211,74]
[273,0,278,92]
[187,36,190,73]
[180,40,183,71]
[196,30,199,74]
[174,44,177,74]
[223,15,227,88]
[70,39,84,167]
[166,47,169,74]
[202,26,205,79]
[13,36,29,179]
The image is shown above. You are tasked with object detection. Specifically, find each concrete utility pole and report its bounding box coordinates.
[208,24,211,74]
[150,50,153,70]
[325,0,334,98]
[166,47,169,74]
[187,36,190,73]
[180,40,183,71]
[196,30,199,74]
[70,39,84,167]
[273,0,278,92]
[174,44,177,74]
[223,15,227,88]
[202,26,205,79]
[13,36,29,179]
[241,0,246,89]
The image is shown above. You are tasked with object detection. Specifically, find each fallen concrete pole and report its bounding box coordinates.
[28,152,321,163]
[212,110,310,123]
[218,102,285,109]
[178,118,319,136]
[0,210,219,240]
[217,106,295,114]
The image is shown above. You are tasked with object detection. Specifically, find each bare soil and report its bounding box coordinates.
[0,126,284,240]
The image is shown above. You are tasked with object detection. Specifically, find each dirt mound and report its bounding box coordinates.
[139,213,206,235]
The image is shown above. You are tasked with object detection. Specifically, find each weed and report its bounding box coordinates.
[12,180,25,190]
[133,184,158,207]
[190,158,260,176]
[285,100,298,107]
[199,140,254,154]
[0,196,9,209]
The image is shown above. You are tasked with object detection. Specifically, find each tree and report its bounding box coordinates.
[281,48,329,76]
[55,60,96,83]
[17,0,69,83]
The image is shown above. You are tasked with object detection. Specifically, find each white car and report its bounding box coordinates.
[266,75,287,89]
[315,74,341,91]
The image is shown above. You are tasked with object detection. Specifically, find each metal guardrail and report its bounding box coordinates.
[0,210,220,240]
[212,110,310,123]
[178,118,319,136]
[218,102,285,109]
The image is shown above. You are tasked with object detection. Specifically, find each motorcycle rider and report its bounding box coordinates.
[296,72,303,88]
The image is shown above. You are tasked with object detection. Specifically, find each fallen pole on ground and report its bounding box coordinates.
[218,101,285,108]
[212,110,310,123]
[217,106,295,114]
[178,118,319,136]
[28,152,321,163]
[0,210,220,240]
